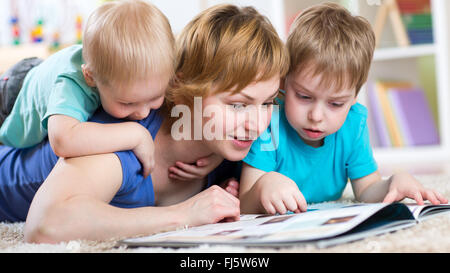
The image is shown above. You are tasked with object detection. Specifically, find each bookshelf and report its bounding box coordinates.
[361,0,450,166]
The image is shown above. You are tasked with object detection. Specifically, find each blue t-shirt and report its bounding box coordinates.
[0,109,241,222]
[243,101,377,204]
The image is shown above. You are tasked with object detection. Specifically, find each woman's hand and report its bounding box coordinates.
[176,185,240,227]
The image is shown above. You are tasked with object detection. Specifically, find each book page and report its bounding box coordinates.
[123,203,392,245]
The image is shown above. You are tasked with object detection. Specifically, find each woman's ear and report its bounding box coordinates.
[82,64,96,87]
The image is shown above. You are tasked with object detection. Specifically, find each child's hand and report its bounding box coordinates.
[219,177,240,198]
[168,154,223,181]
[258,172,307,214]
[383,172,448,205]
[133,126,155,178]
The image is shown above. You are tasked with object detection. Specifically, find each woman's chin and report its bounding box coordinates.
[222,147,251,162]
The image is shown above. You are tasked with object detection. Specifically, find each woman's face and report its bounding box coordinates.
[200,75,280,161]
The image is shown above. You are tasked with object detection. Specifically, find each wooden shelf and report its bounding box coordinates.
[373,44,436,61]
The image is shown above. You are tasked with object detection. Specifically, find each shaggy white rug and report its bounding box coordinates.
[1,174,450,253]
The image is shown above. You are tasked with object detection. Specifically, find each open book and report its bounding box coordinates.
[119,202,450,248]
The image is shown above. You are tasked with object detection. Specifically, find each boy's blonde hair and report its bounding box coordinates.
[82,0,175,85]
[287,2,375,95]
[165,4,289,109]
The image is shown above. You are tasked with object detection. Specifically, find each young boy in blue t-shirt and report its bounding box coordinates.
[239,3,448,214]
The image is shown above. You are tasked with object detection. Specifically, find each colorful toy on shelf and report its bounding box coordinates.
[10,16,20,45]
[31,18,44,43]
[51,31,61,50]
[75,15,83,44]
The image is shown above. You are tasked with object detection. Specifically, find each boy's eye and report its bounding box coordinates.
[296,93,311,100]
[330,102,344,108]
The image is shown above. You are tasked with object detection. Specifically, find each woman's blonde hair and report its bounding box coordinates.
[287,2,375,94]
[165,4,289,109]
[82,0,175,85]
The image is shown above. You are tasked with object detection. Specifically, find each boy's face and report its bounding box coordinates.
[284,68,357,147]
[96,76,168,121]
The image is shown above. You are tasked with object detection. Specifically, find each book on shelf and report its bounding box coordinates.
[368,83,391,147]
[397,0,431,14]
[119,202,450,248]
[397,0,433,45]
[367,80,439,148]
[388,87,440,146]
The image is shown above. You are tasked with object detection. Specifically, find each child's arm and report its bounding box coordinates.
[47,114,154,177]
[239,163,307,214]
[351,171,448,204]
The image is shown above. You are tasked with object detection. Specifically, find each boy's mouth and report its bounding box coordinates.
[303,128,324,139]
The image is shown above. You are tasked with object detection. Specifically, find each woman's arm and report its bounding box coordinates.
[24,153,240,243]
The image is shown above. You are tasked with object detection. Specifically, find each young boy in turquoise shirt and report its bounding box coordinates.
[239,3,448,214]
[0,1,175,178]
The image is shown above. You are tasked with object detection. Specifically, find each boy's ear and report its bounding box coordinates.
[351,94,358,105]
[279,77,286,90]
[82,64,96,87]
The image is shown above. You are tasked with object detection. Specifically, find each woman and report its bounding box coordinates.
[0,4,289,243]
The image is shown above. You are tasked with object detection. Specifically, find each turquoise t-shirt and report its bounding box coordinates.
[243,100,378,204]
[0,45,100,148]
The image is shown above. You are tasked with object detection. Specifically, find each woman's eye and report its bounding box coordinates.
[263,100,275,106]
[231,103,246,110]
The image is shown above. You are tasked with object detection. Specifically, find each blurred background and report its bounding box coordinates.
[0,0,449,174]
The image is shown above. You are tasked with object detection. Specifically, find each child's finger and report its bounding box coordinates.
[175,161,202,176]
[169,166,197,180]
[225,186,239,198]
[273,199,287,215]
[262,200,276,215]
[423,189,440,205]
[294,192,307,212]
[169,173,188,181]
[413,191,424,205]
[283,195,299,213]
[434,191,448,204]
[142,162,151,178]
[382,190,398,203]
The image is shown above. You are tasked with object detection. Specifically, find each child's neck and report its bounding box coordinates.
[300,135,324,148]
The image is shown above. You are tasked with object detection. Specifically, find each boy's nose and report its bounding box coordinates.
[308,104,323,123]
[133,108,150,120]
[151,96,165,109]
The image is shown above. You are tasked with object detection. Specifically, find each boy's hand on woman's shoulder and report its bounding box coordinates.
[133,124,155,178]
